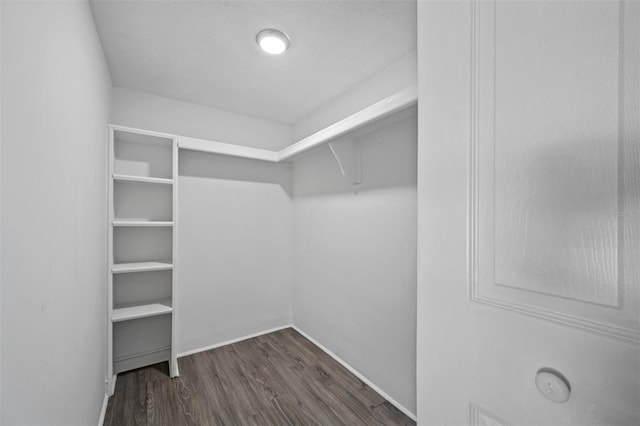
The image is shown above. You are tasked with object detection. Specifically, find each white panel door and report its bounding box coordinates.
[417,1,639,425]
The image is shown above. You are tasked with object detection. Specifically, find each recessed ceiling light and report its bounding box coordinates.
[256,29,290,55]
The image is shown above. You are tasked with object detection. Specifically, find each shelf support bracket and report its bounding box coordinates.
[328,138,362,186]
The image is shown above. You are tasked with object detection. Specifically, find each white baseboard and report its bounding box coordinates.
[176,324,293,358]
[291,325,417,422]
[97,392,109,426]
[107,374,117,397]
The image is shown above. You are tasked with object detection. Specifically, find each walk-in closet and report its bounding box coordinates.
[105,92,418,423]
[3,1,639,425]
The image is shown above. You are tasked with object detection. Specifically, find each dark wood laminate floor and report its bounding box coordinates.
[104,328,415,426]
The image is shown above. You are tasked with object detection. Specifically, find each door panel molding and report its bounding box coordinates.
[469,402,509,426]
[468,0,639,342]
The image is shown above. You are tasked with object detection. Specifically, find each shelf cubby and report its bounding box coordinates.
[113,227,172,264]
[113,270,172,310]
[113,129,173,180]
[112,315,172,374]
[114,180,173,222]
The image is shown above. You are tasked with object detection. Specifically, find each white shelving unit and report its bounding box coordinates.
[107,127,178,395]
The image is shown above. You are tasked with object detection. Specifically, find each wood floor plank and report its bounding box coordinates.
[103,383,145,426]
[190,350,248,425]
[281,329,387,407]
[205,344,267,420]
[266,328,389,417]
[246,397,297,426]
[146,378,175,426]
[230,339,286,401]
[173,354,232,425]
[232,339,323,425]
[372,401,416,426]
[254,333,373,425]
[253,334,350,422]
[104,328,415,426]
[104,366,148,426]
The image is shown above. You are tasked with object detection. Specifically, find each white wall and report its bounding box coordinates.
[292,52,416,141]
[177,150,293,354]
[292,107,417,415]
[1,1,111,424]
[111,87,293,151]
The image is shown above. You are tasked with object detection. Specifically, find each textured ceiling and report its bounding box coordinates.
[90,0,416,124]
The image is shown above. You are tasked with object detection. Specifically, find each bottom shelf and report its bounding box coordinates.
[112,314,172,375]
[112,299,172,322]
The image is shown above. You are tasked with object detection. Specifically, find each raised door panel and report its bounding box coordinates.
[471,0,639,341]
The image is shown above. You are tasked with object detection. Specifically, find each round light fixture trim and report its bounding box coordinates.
[256,29,290,55]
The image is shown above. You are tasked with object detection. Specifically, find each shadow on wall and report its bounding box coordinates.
[178,149,292,197]
[292,106,418,198]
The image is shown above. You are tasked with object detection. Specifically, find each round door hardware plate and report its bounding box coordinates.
[535,367,571,403]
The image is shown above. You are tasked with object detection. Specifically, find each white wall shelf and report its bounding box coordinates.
[113,174,173,185]
[112,299,173,322]
[110,85,417,164]
[112,220,174,227]
[278,85,418,161]
[112,261,173,274]
[179,137,279,162]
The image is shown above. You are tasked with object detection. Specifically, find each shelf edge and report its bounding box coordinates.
[113,174,173,185]
[111,262,174,274]
[112,221,174,227]
[112,300,173,322]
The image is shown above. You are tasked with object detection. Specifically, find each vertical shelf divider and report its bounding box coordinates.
[107,126,115,396]
[170,137,179,377]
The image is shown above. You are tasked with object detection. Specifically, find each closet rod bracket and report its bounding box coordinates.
[328,139,362,187]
